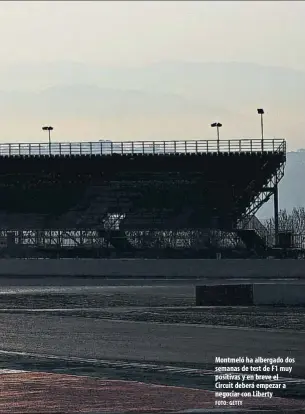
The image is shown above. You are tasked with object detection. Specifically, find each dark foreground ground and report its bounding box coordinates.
[0,277,305,413]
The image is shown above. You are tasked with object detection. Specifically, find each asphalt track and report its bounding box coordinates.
[0,312,304,368]
[0,277,305,409]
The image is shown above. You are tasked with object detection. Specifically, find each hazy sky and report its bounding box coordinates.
[0,1,303,69]
[0,1,304,146]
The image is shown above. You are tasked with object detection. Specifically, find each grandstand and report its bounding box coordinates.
[0,139,287,258]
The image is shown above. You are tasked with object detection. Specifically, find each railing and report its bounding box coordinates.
[0,139,286,157]
[289,233,305,250]
[237,215,269,243]
[237,217,305,250]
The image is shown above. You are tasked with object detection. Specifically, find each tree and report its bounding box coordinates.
[264,207,305,235]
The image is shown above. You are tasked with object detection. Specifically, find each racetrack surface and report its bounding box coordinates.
[0,278,305,409]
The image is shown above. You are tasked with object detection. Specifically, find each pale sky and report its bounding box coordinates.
[0,0,304,147]
[0,0,303,69]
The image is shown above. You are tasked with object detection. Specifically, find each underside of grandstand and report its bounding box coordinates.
[0,138,297,258]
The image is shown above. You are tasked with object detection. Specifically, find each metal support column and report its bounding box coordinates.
[274,184,279,246]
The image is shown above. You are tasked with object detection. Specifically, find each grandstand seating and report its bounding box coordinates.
[0,139,286,257]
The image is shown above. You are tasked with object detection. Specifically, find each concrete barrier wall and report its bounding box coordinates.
[196,284,253,306]
[253,284,305,305]
[0,259,304,278]
[196,282,305,306]
[196,283,305,306]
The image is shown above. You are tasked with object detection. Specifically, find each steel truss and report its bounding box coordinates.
[237,142,286,228]
[236,141,286,248]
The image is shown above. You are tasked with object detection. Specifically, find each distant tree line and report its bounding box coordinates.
[264,207,305,234]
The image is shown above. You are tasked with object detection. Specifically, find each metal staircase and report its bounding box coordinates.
[236,216,269,251]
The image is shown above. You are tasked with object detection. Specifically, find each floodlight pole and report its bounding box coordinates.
[257,109,264,151]
[42,126,54,154]
[216,124,220,152]
[211,122,222,152]
[274,184,279,246]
